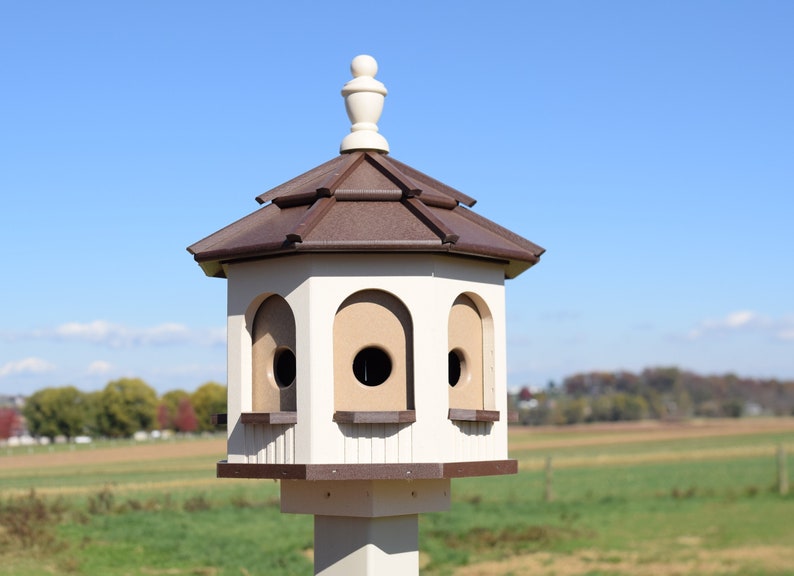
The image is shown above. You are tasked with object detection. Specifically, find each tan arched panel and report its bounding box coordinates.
[334,290,414,411]
[252,295,296,412]
[448,294,484,410]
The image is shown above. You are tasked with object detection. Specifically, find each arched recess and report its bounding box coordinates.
[333,290,414,412]
[448,293,495,411]
[251,295,297,412]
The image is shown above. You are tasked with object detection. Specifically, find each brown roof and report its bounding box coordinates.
[187,151,544,279]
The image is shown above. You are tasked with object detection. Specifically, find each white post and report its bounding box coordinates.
[281,478,450,575]
[314,515,418,575]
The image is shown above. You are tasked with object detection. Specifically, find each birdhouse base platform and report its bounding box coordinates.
[216,459,517,480]
[281,478,451,517]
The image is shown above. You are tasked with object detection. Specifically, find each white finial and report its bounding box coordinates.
[340,55,389,154]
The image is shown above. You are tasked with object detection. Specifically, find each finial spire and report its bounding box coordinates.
[340,55,389,154]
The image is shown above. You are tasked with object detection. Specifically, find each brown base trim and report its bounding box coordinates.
[217,459,517,480]
[448,409,500,422]
[241,412,298,425]
[333,410,416,424]
[442,459,518,477]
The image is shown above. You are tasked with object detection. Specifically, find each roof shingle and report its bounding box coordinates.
[188,151,544,279]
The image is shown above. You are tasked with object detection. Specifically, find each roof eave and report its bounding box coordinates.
[193,243,541,280]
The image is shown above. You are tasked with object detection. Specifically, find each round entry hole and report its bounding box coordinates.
[448,349,465,387]
[274,348,296,388]
[353,347,392,386]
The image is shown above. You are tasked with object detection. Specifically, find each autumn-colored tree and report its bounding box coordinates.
[191,381,226,432]
[0,407,21,439]
[156,403,171,430]
[174,397,198,433]
[157,389,190,430]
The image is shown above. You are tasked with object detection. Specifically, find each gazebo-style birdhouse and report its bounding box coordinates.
[188,55,544,576]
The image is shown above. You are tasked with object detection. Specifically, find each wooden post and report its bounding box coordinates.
[545,455,554,502]
[778,445,789,496]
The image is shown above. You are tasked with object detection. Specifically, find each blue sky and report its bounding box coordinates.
[1,1,792,395]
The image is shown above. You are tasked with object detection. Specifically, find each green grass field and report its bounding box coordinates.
[1,419,793,575]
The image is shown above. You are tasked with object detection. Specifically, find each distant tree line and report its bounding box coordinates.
[6,366,794,438]
[512,367,794,426]
[7,378,226,441]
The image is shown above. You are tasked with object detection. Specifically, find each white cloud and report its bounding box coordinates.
[53,320,193,347]
[0,357,56,378]
[3,321,226,349]
[687,310,793,341]
[778,326,794,341]
[87,360,114,375]
[723,310,757,328]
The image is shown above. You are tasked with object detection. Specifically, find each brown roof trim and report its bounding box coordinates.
[383,155,476,207]
[403,197,459,244]
[286,196,336,243]
[366,152,422,197]
[272,189,329,209]
[256,155,346,206]
[334,189,403,201]
[316,151,368,195]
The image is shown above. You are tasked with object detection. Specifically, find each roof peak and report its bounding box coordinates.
[340,55,390,155]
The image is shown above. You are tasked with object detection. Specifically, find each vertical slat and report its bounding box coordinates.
[266,424,274,464]
[269,425,276,463]
[336,422,344,462]
[243,424,252,464]
[241,424,248,463]
[343,423,356,463]
[276,425,285,463]
[358,424,373,464]
[384,424,398,462]
[273,425,281,464]
[371,424,386,463]
[260,425,266,464]
[285,424,294,464]
[466,422,475,460]
[354,423,361,464]
[265,424,276,464]
[397,422,412,463]
[253,424,262,464]
[254,424,272,464]
[239,423,300,464]
[256,424,264,464]
[478,421,486,460]
[458,423,467,460]
[470,422,477,459]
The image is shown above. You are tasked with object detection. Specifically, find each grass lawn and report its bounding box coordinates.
[1,419,793,575]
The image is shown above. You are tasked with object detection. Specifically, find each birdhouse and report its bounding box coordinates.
[188,55,544,575]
